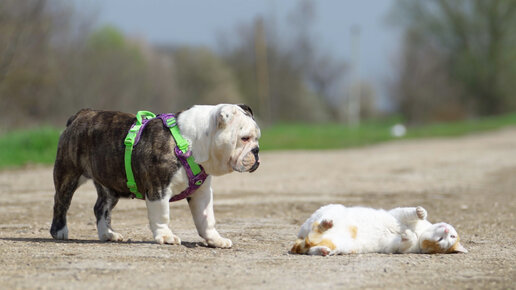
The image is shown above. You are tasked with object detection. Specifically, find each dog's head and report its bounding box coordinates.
[213,104,260,174]
[184,104,260,176]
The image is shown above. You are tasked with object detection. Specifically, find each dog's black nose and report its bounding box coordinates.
[252,147,259,154]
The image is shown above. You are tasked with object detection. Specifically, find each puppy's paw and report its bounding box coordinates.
[290,239,306,254]
[154,228,181,245]
[206,237,233,248]
[319,219,334,231]
[100,231,124,242]
[416,206,427,220]
[308,246,332,256]
[53,226,68,240]
[401,229,417,242]
[399,230,418,253]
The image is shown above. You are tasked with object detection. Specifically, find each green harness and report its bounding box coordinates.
[123,111,206,200]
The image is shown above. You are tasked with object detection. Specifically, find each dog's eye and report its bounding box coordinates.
[450,235,456,239]
[438,237,444,242]
[241,137,250,142]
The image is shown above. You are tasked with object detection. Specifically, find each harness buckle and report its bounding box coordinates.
[174,146,192,158]
[136,111,156,125]
[124,136,134,146]
[166,118,176,127]
[124,126,139,146]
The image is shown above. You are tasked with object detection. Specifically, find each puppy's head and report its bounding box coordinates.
[213,104,261,174]
[419,222,467,254]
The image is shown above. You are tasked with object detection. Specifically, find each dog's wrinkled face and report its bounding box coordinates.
[212,104,261,174]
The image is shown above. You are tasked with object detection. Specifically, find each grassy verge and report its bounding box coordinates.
[1,113,515,169]
[259,113,516,150]
[0,127,61,169]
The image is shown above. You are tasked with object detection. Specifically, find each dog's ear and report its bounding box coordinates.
[217,105,238,129]
[237,104,254,118]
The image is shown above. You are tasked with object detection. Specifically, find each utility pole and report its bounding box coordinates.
[348,25,361,126]
[254,17,271,123]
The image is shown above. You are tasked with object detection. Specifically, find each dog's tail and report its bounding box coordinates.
[66,108,92,127]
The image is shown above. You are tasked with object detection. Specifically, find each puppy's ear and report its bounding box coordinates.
[238,104,254,117]
[217,105,237,129]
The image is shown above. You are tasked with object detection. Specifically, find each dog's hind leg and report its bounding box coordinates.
[93,182,123,242]
[50,163,84,240]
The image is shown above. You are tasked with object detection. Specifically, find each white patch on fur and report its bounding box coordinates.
[145,183,182,245]
[97,216,123,242]
[55,226,68,240]
[188,176,232,248]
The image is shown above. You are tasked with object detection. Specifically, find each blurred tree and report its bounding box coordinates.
[0,0,352,129]
[287,0,347,117]
[391,0,516,123]
[219,0,346,123]
[339,80,378,121]
[221,21,331,123]
[391,30,467,123]
[80,26,148,110]
[0,0,56,126]
[170,46,242,109]
[0,0,180,129]
[55,25,179,117]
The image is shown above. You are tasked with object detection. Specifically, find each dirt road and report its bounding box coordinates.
[1,128,515,289]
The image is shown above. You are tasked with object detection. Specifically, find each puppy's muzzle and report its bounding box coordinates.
[249,147,260,173]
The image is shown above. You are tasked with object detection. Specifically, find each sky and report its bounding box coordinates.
[88,0,402,108]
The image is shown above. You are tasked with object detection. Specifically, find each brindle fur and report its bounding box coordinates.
[50,109,182,239]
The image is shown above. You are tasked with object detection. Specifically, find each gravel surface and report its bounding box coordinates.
[1,128,515,289]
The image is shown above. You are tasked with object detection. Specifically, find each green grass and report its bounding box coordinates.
[404,113,516,138]
[260,113,516,150]
[1,113,516,169]
[260,121,395,150]
[0,127,61,169]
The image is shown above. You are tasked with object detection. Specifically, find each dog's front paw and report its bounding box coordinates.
[416,206,427,220]
[100,231,124,242]
[206,237,233,248]
[154,228,181,245]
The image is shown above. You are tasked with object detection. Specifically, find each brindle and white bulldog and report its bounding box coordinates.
[50,104,260,248]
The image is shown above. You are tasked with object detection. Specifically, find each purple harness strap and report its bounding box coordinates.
[131,113,208,202]
[170,145,209,201]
